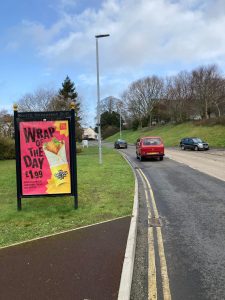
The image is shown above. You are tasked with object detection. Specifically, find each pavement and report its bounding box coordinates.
[165,148,225,182]
[0,148,139,300]
[0,217,131,300]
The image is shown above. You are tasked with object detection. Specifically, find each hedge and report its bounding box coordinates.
[0,137,15,160]
[0,137,84,160]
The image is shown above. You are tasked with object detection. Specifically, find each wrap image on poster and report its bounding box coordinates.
[19,121,71,195]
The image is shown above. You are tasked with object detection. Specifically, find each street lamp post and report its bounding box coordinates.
[119,106,122,139]
[95,34,110,164]
[117,101,123,139]
[120,110,122,139]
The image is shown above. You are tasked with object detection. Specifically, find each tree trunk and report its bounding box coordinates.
[215,103,221,117]
[149,114,152,128]
[205,100,209,119]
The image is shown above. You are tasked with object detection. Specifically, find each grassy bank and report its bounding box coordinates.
[0,146,134,248]
[106,122,225,148]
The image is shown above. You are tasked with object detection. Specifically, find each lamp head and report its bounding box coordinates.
[95,34,110,38]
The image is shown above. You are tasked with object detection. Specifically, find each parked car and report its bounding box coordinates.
[180,137,209,151]
[114,139,128,149]
[136,136,164,161]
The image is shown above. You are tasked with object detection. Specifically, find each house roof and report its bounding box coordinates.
[83,128,97,135]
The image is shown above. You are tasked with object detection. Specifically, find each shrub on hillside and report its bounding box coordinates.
[131,119,139,130]
[102,126,119,139]
[0,137,15,160]
[194,116,225,126]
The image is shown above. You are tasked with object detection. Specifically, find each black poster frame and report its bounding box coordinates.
[14,106,78,210]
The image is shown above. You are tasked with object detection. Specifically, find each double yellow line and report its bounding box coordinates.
[137,168,171,300]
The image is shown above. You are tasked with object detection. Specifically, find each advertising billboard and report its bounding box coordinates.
[19,121,71,195]
[13,107,78,210]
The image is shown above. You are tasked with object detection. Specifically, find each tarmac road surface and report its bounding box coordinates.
[120,145,225,300]
[0,216,130,300]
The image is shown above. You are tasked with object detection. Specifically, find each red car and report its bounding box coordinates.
[136,136,164,161]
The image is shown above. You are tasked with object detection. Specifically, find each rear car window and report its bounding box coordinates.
[143,138,161,145]
[192,138,202,143]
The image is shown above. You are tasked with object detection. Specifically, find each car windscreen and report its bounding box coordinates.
[118,140,126,143]
[143,138,161,145]
[192,138,202,143]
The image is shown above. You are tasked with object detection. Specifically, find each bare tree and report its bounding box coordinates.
[18,88,57,112]
[210,78,225,117]
[164,71,192,122]
[100,96,119,113]
[190,64,222,119]
[119,64,225,127]
[123,76,164,127]
[0,110,14,137]
[122,84,144,128]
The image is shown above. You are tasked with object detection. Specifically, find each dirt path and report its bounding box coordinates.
[166,148,225,182]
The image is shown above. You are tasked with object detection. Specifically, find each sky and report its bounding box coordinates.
[1,0,225,126]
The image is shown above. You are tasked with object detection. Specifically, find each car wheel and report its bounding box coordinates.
[194,146,198,151]
[181,145,185,150]
[160,157,163,161]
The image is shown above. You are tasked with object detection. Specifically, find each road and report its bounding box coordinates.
[118,145,225,300]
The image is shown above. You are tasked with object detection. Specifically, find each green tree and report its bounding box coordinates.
[101,111,121,128]
[59,76,78,103]
[99,111,122,138]
[49,76,79,110]
[49,76,82,140]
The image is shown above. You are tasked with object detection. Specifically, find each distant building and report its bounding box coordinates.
[190,114,202,120]
[82,128,98,140]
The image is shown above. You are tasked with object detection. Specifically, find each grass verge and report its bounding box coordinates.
[0,146,134,248]
[106,122,225,148]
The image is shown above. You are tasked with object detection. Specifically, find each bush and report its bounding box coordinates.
[132,119,139,130]
[194,116,225,126]
[76,144,83,153]
[0,136,83,160]
[102,126,119,139]
[0,137,15,160]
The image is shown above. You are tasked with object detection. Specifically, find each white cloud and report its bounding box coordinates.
[77,74,97,86]
[7,0,225,72]
[15,0,224,71]
[4,0,225,124]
